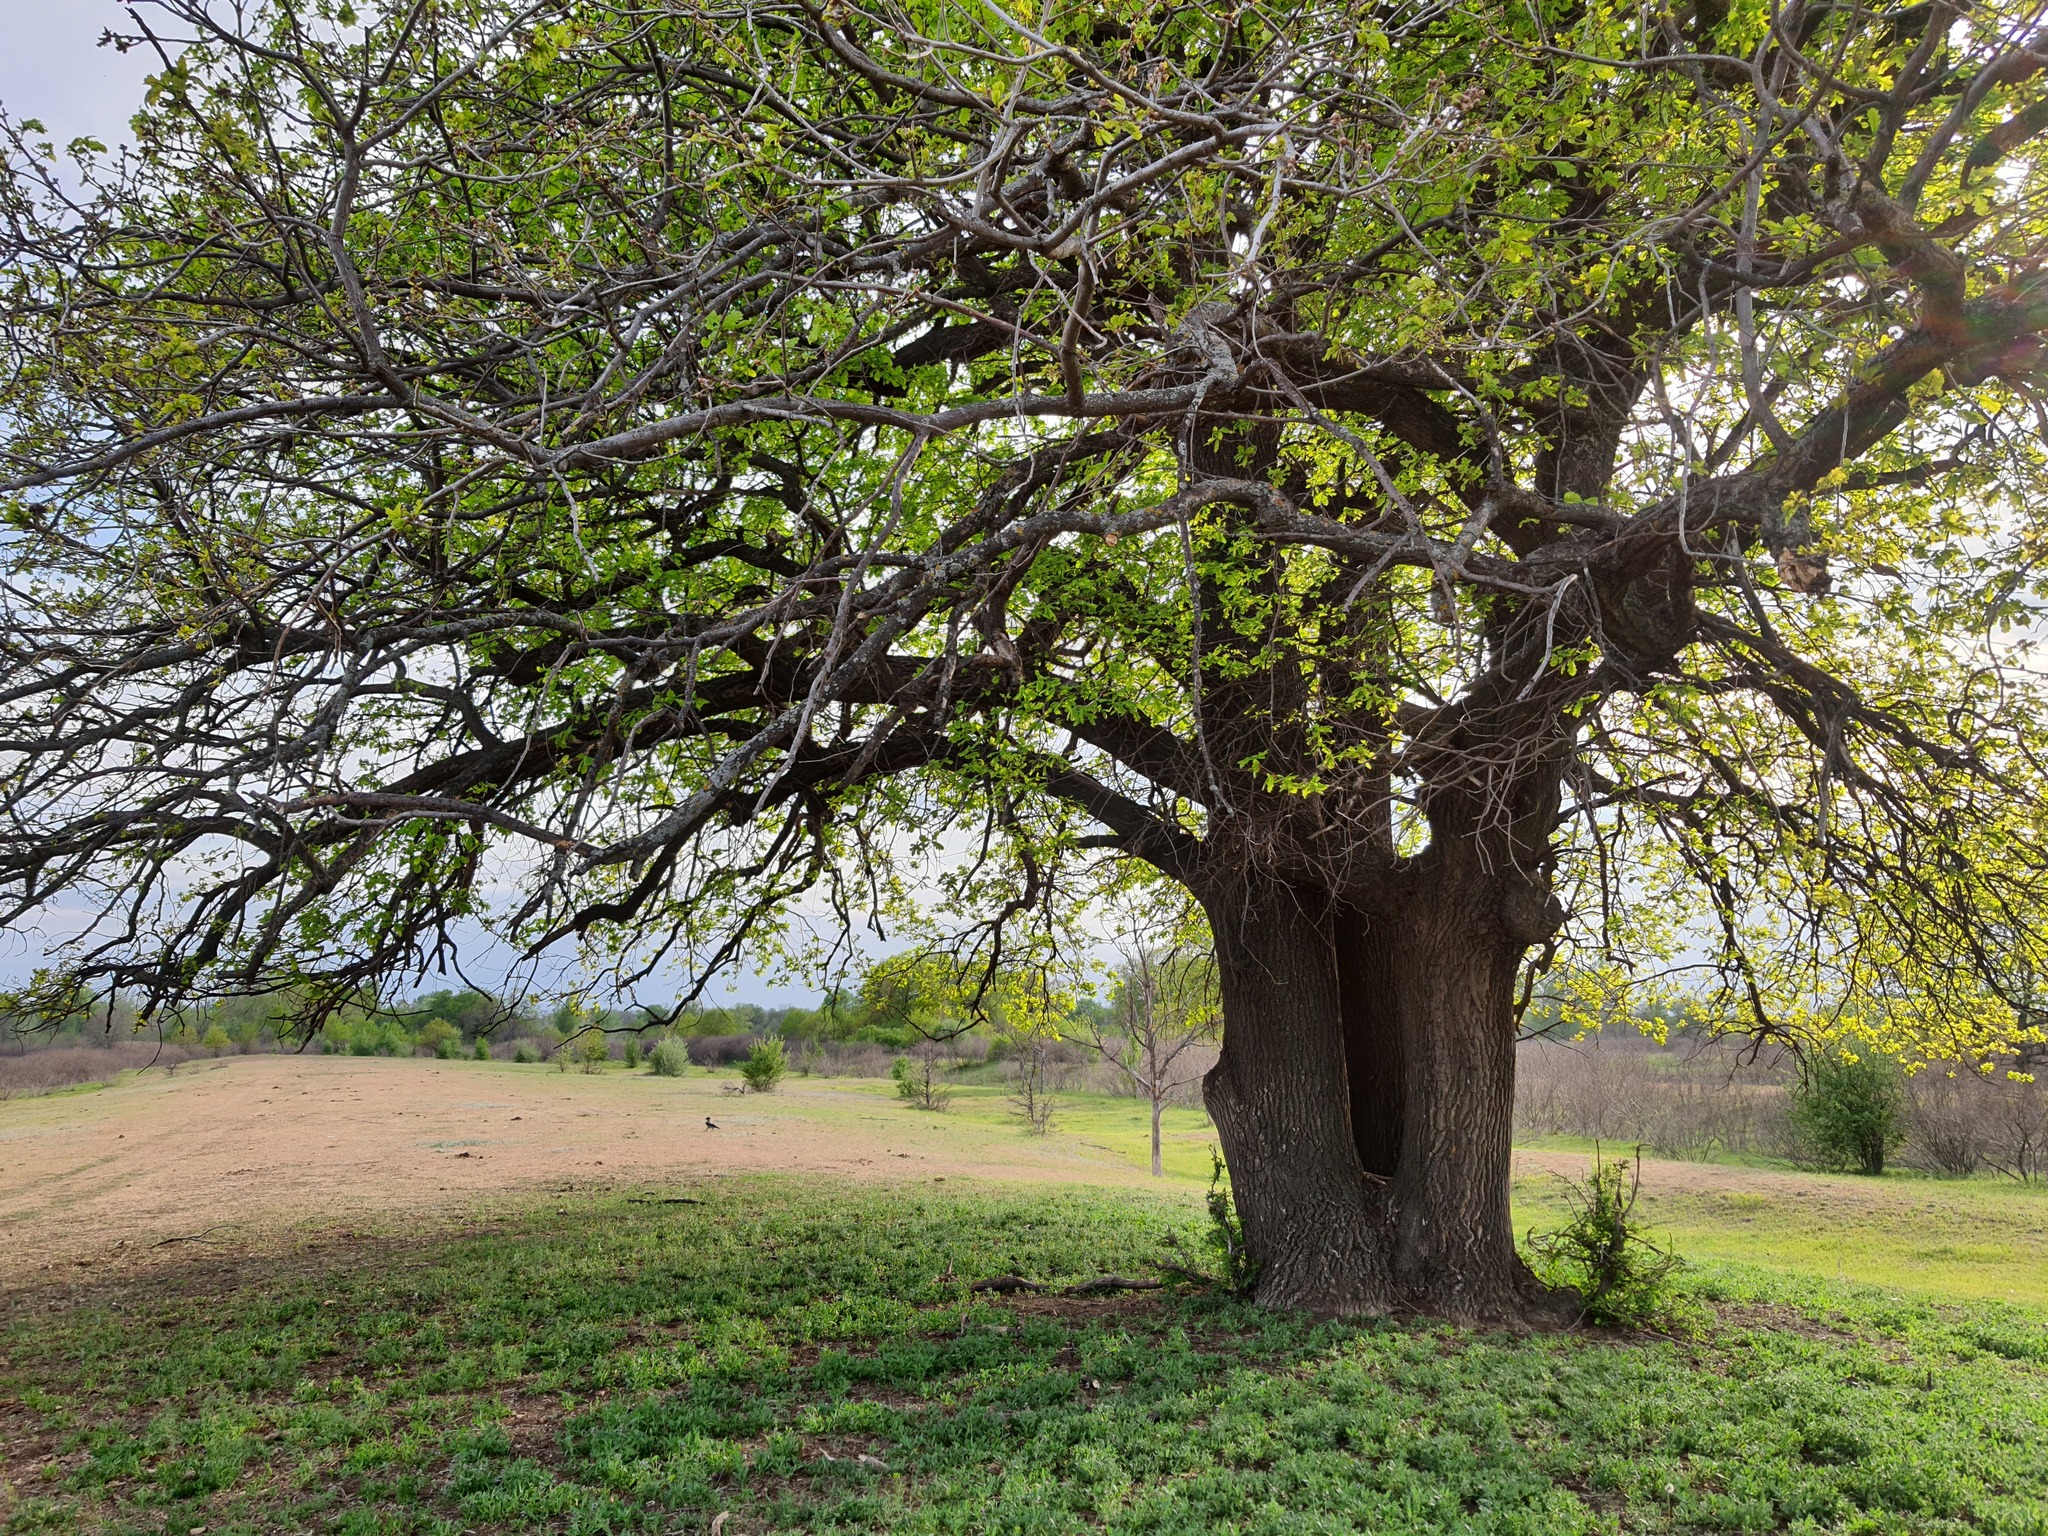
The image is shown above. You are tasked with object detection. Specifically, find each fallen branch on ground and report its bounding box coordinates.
[1062,1275,1164,1295]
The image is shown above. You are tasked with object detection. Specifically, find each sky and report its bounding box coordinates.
[0,1,156,149]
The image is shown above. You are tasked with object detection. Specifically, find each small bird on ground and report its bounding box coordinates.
[705,1116,718,1129]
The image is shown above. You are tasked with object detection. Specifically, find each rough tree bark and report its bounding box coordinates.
[1199,798,1573,1324]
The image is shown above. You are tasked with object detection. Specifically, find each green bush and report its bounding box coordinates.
[622,1038,641,1069]
[512,1041,540,1065]
[473,1037,491,1061]
[416,1017,460,1057]
[1791,1050,1908,1175]
[201,1025,231,1056]
[328,1017,414,1057]
[1527,1147,1686,1328]
[649,1039,689,1077]
[740,1037,786,1092]
[576,1031,610,1073]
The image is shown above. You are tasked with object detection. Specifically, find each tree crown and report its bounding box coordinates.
[3,0,2048,1060]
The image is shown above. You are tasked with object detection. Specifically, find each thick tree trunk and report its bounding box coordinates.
[1202,863,1570,1325]
[1201,879,1392,1314]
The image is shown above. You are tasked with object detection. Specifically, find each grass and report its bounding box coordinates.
[624,1064,2048,1310]
[559,1059,2048,1310]
[5,1178,2048,1536]
[1510,1147,2048,1312]
[841,1075,1224,1180]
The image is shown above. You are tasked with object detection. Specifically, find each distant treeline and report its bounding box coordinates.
[2,983,1118,1064]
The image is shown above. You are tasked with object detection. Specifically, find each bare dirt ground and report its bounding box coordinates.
[8,1055,2045,1307]
[0,1054,1174,1292]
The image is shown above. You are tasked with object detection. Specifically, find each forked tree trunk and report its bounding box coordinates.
[1202,864,1568,1325]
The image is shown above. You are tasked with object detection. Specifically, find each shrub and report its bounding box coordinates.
[649,1039,690,1077]
[435,1034,461,1059]
[1204,1150,1260,1296]
[416,1017,460,1057]
[1906,1072,1988,1175]
[0,1043,199,1098]
[1528,1147,1685,1328]
[809,1041,896,1077]
[622,1038,641,1069]
[1905,1066,2048,1181]
[576,1031,609,1073]
[1791,1050,1908,1175]
[473,1037,491,1061]
[512,1041,540,1065]
[740,1037,786,1092]
[201,1025,231,1056]
[1007,1033,1055,1134]
[891,1047,951,1111]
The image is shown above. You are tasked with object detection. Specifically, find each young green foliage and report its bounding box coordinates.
[1528,1148,1689,1329]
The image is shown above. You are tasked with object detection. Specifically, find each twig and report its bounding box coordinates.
[152,1224,233,1248]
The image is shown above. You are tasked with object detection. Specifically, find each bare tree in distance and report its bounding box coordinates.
[1006,1031,1058,1138]
[1074,885,1220,1177]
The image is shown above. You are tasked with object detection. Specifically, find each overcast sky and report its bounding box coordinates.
[0,1,157,147]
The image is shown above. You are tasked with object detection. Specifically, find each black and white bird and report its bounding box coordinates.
[705,1116,718,1130]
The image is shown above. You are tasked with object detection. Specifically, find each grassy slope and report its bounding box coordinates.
[777,1074,2048,1312]
[9,1052,2046,1310]
[4,1178,2048,1536]
[1508,1150,2048,1313]
[750,1071,2048,1311]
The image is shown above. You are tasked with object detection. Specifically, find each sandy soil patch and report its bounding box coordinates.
[0,1055,1167,1291]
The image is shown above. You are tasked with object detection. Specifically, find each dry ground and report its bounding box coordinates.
[0,1054,1184,1292]
[5,1053,2047,1308]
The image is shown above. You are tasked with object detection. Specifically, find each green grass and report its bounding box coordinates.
[1510,1152,2048,1312]
[5,1179,2048,1535]
[857,1076,1224,1180]
[613,1062,2048,1310]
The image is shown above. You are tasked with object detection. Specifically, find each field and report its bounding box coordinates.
[3,1055,2047,1534]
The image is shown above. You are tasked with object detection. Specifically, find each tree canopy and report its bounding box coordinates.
[9,0,2048,1313]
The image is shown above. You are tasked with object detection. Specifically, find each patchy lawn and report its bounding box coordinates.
[4,1178,2046,1535]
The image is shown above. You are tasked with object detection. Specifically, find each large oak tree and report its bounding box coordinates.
[7,0,2048,1318]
